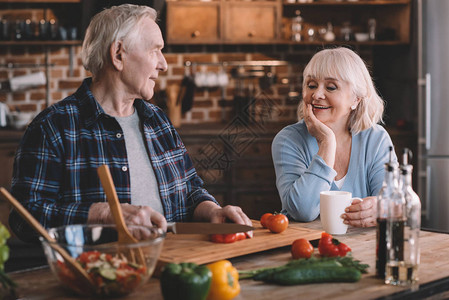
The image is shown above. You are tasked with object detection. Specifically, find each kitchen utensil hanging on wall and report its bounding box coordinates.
[233,67,249,125]
[259,67,277,91]
[166,84,181,128]
[0,102,9,127]
[180,62,195,113]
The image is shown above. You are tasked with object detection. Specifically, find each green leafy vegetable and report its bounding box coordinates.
[0,223,16,297]
[238,255,369,283]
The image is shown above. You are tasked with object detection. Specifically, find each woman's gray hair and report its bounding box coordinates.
[81,4,157,77]
[297,47,384,135]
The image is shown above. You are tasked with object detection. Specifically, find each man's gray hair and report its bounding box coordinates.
[81,4,157,77]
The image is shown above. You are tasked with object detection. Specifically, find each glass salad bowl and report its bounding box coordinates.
[40,224,165,298]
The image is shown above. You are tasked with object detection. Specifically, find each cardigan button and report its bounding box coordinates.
[121,166,128,172]
[116,133,122,138]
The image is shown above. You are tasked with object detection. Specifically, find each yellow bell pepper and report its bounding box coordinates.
[206,260,240,300]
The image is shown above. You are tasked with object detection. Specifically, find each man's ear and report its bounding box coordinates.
[110,40,124,71]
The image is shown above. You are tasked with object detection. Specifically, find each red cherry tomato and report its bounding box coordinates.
[318,232,352,257]
[337,242,352,256]
[267,214,288,233]
[235,232,247,241]
[260,213,273,228]
[210,233,237,243]
[291,238,314,259]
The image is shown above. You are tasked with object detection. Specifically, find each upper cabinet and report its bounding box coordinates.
[166,1,221,44]
[166,0,281,44]
[224,1,280,43]
[165,0,411,45]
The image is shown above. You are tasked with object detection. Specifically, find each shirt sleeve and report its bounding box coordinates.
[272,127,337,222]
[9,122,92,243]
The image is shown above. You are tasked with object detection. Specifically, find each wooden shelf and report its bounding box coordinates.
[168,39,407,46]
[0,0,80,3]
[0,40,82,46]
[280,40,408,45]
[284,0,410,5]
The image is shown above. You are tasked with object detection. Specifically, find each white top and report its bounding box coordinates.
[115,110,163,214]
[334,175,346,189]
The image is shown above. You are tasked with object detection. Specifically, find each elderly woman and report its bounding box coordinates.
[9,4,252,243]
[272,47,396,227]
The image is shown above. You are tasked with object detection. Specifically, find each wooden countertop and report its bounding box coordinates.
[7,220,449,300]
[0,124,415,141]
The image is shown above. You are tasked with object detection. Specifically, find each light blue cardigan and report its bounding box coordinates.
[271,120,397,222]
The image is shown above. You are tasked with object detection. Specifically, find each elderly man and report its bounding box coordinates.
[9,4,252,242]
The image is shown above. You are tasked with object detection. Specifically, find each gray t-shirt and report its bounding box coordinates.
[115,110,163,214]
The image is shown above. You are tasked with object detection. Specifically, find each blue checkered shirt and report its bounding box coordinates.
[9,78,217,242]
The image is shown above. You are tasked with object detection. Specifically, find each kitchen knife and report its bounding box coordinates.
[167,222,253,234]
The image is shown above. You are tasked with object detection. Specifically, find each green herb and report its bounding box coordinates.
[0,223,16,297]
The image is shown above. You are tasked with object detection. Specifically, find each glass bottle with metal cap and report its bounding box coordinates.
[385,148,421,286]
[376,146,398,279]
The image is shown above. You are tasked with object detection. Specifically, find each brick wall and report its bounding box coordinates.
[0,44,373,125]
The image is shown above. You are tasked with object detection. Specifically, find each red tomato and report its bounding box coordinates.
[291,238,314,259]
[260,213,273,228]
[235,232,247,241]
[337,242,352,256]
[267,214,289,233]
[210,233,237,243]
[318,232,352,257]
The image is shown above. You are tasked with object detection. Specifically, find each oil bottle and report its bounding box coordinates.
[376,146,398,279]
[385,148,421,286]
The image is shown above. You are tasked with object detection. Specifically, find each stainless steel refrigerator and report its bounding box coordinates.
[418,0,449,231]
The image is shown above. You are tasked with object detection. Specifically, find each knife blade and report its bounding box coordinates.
[167,222,254,234]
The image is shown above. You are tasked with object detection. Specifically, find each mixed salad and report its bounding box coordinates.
[57,250,147,297]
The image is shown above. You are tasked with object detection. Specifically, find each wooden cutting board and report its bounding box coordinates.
[156,220,322,274]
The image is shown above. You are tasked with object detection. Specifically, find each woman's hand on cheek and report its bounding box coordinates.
[303,103,334,143]
[341,196,377,228]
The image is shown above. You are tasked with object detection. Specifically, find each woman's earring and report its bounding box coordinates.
[351,104,357,110]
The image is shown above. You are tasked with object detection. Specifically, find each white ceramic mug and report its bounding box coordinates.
[320,191,362,235]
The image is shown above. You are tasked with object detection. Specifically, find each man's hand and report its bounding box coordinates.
[194,201,254,238]
[88,202,167,231]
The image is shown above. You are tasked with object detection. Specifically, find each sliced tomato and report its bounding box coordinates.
[210,233,237,243]
[235,232,247,241]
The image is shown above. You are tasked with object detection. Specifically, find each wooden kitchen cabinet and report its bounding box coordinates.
[166,0,411,45]
[165,0,281,44]
[179,124,282,219]
[224,1,280,43]
[166,1,221,44]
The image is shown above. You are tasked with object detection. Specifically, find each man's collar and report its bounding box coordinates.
[77,78,155,128]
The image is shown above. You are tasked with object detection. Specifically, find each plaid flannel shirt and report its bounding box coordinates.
[9,78,217,242]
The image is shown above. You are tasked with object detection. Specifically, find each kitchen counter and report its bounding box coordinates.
[6,220,449,300]
[0,123,416,140]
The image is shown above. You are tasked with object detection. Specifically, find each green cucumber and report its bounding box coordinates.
[253,259,342,282]
[262,266,361,285]
[100,268,117,281]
